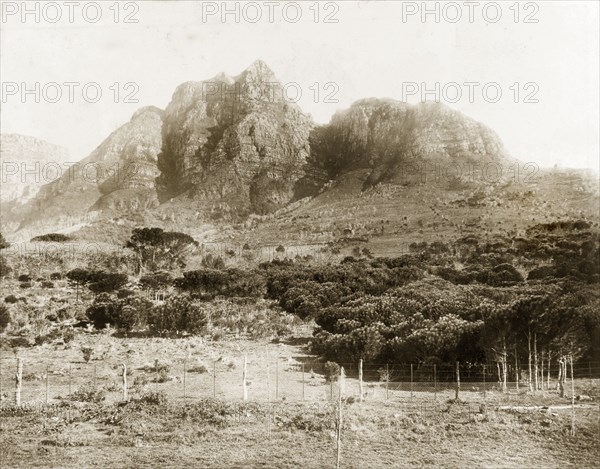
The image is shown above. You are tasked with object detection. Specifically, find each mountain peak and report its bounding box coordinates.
[209,71,235,85]
[246,59,272,73]
[131,106,164,121]
[235,59,277,83]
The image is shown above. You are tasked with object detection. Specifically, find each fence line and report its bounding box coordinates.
[1,357,599,407]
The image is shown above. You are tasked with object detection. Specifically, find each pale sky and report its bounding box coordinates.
[1,0,598,170]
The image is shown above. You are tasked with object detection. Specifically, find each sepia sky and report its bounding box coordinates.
[1,1,598,171]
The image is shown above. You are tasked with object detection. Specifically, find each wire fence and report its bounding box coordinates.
[1,357,599,407]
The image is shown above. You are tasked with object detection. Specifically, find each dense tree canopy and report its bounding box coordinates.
[126,227,198,272]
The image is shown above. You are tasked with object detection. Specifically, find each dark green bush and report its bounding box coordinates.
[31,233,73,242]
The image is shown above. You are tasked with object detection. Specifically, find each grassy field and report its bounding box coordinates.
[1,396,598,468]
[1,330,599,468]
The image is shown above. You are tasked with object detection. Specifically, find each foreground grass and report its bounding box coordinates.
[1,396,598,468]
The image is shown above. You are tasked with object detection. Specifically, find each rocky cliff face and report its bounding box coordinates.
[18,106,164,229]
[310,98,509,189]
[157,60,313,215]
[0,134,71,204]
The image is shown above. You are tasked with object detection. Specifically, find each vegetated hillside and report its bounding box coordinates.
[0,134,70,231]
[42,163,600,261]
[15,107,164,236]
[214,166,600,260]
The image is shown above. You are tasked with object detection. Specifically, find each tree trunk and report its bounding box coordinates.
[540,349,544,391]
[496,361,502,386]
[547,354,551,390]
[502,340,508,393]
[557,357,562,391]
[558,357,565,398]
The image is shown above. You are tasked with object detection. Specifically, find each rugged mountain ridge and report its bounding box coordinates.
[8,61,524,238]
[310,98,509,189]
[157,60,313,215]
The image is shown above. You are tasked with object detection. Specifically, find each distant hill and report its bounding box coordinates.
[13,107,163,236]
[0,134,70,232]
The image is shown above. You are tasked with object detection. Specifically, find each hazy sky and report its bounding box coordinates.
[1,1,598,170]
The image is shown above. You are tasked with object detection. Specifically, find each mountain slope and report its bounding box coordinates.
[0,134,71,232]
[16,107,164,234]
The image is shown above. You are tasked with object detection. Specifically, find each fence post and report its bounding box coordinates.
[183,360,187,399]
[410,364,414,401]
[590,362,593,388]
[433,364,437,401]
[15,358,23,406]
[483,364,486,399]
[302,364,305,401]
[122,364,128,401]
[358,360,363,402]
[45,364,49,404]
[570,355,575,436]
[336,367,344,469]
[213,361,216,399]
[265,347,270,402]
[242,355,248,401]
[69,364,72,396]
[455,362,460,400]
[386,364,389,400]
[93,364,97,390]
[275,359,279,401]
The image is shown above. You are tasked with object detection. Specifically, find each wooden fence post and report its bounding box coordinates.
[385,364,389,400]
[336,367,344,469]
[275,359,279,400]
[483,364,487,399]
[15,358,23,406]
[570,355,575,436]
[455,362,460,400]
[183,360,187,399]
[68,364,72,396]
[302,364,305,401]
[266,348,270,402]
[213,361,216,398]
[410,364,414,400]
[45,364,49,404]
[122,364,128,401]
[433,364,437,401]
[242,355,248,401]
[358,360,363,402]
[93,364,97,390]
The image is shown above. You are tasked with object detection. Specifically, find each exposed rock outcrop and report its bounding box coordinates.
[310,98,509,189]
[157,60,313,215]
